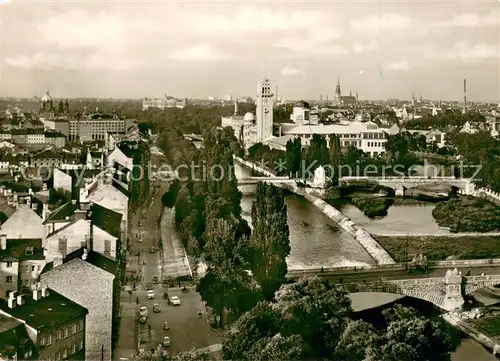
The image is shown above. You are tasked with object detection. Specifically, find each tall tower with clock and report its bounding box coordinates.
[256,78,274,143]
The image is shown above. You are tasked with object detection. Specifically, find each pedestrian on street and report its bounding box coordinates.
[178,280,181,287]
[136,297,139,305]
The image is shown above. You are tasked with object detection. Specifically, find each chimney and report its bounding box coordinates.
[42,203,50,221]
[31,202,37,211]
[17,294,25,306]
[28,188,33,195]
[74,210,86,221]
[33,288,41,301]
[9,291,17,300]
[8,298,17,309]
[41,285,49,298]
[0,234,6,250]
[72,199,77,206]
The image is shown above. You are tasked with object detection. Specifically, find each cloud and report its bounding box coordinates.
[281,66,305,76]
[350,14,412,34]
[170,44,230,62]
[437,42,499,61]
[275,38,348,57]
[433,11,498,27]
[352,41,378,53]
[383,61,410,71]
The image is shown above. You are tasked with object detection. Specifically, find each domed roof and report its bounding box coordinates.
[41,90,52,102]
[295,100,310,108]
[243,112,255,121]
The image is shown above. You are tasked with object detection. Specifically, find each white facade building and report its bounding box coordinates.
[280,121,387,157]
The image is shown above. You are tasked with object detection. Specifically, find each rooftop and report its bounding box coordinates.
[0,289,88,331]
[91,203,122,238]
[42,248,117,276]
[0,238,44,262]
[42,201,77,224]
[31,149,63,160]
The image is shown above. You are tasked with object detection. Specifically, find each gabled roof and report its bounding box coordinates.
[0,204,44,240]
[31,149,63,160]
[91,203,122,238]
[42,201,77,224]
[42,248,117,276]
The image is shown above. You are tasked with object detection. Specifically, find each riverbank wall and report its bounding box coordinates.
[233,156,396,266]
[444,313,500,357]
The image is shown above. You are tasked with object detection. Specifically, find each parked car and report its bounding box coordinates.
[140,315,147,323]
[145,283,153,290]
[139,306,147,317]
[153,303,161,313]
[163,321,169,330]
[150,246,156,253]
[163,336,171,347]
[147,290,155,299]
[168,296,180,306]
[152,276,159,284]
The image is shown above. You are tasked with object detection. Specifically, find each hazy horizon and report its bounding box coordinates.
[1,0,499,102]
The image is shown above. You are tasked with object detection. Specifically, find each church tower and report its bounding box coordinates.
[256,78,274,142]
[334,77,341,106]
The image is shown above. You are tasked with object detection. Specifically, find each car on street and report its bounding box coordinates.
[168,296,180,306]
[152,276,159,284]
[139,306,147,317]
[145,283,153,290]
[153,303,161,313]
[150,246,156,253]
[147,290,155,299]
[163,336,171,347]
[140,315,147,323]
[163,321,169,330]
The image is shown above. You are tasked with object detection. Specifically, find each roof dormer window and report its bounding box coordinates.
[25,247,34,256]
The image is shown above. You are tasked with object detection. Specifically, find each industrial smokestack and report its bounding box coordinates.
[275,85,278,102]
[320,94,323,105]
[463,78,467,113]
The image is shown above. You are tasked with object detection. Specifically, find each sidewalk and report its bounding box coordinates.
[160,207,191,278]
[114,293,139,360]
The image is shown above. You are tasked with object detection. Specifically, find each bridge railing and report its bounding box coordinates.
[340,176,465,181]
[286,258,500,278]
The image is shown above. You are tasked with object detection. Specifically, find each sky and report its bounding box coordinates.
[1,0,499,101]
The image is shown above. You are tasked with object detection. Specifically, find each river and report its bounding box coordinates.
[233,162,498,361]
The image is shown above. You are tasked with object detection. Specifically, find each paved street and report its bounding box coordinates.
[115,148,221,359]
[136,287,221,354]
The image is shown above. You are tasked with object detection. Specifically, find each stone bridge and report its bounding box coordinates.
[339,176,475,196]
[337,270,500,311]
[236,177,295,186]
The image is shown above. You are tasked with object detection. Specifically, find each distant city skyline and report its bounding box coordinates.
[1,1,499,102]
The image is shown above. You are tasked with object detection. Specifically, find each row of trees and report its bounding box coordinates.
[160,125,292,326]
[405,111,486,130]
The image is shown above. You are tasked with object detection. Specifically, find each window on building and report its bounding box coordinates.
[47,334,52,345]
[72,344,77,354]
[72,324,77,334]
[37,265,41,271]
[77,320,83,331]
[31,265,35,271]
[25,247,34,255]
[56,330,61,340]
[78,339,83,350]
[6,261,12,268]
[40,336,45,346]
[63,328,68,338]
[6,276,12,283]
[62,348,67,358]
[55,351,61,361]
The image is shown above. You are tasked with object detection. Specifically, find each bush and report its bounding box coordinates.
[351,196,394,218]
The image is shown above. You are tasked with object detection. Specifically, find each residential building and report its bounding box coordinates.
[0,236,45,295]
[0,203,45,242]
[68,114,125,142]
[30,149,64,169]
[11,129,45,145]
[0,314,36,360]
[0,286,87,361]
[40,249,116,361]
[142,95,187,110]
[0,131,12,141]
[42,118,70,138]
[44,132,66,148]
[44,202,121,263]
[53,168,101,198]
[290,101,319,126]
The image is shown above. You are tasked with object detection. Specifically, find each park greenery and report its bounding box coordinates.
[433,196,500,233]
